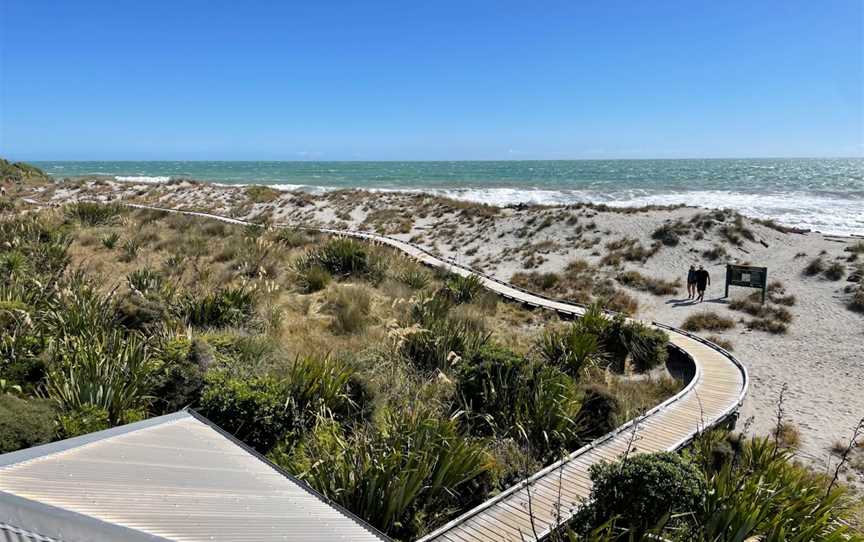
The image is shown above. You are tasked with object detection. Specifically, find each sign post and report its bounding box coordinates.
[724,264,768,303]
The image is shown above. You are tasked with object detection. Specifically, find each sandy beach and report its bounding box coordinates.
[25,177,864,485]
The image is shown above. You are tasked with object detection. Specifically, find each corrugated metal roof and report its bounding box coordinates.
[0,411,388,542]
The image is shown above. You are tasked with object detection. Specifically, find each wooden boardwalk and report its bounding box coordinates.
[122,205,748,542]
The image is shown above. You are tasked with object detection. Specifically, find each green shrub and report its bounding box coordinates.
[443,274,484,304]
[149,336,206,414]
[0,395,55,453]
[286,355,368,424]
[397,267,431,290]
[101,232,120,249]
[401,294,489,372]
[57,404,112,438]
[281,408,492,539]
[273,228,316,248]
[296,238,380,280]
[456,346,584,460]
[537,324,606,377]
[849,285,864,313]
[575,452,706,534]
[45,331,153,425]
[296,264,331,293]
[620,321,669,372]
[578,384,621,439]
[682,311,735,332]
[198,371,297,453]
[176,286,256,328]
[66,201,123,226]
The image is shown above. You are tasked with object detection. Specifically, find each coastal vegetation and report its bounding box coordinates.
[2,162,862,539]
[0,199,684,539]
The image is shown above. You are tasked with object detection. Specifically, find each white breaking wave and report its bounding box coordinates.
[114,175,172,183]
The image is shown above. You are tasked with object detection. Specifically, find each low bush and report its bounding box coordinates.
[443,273,484,304]
[285,355,368,424]
[619,320,669,372]
[198,371,297,453]
[101,232,120,249]
[456,346,584,460]
[651,223,683,246]
[149,336,206,414]
[574,452,706,534]
[537,324,606,377]
[176,286,256,328]
[296,265,331,293]
[397,267,431,290]
[273,228,316,248]
[0,394,55,453]
[747,318,788,334]
[45,331,153,425]
[57,404,112,438]
[66,201,123,226]
[849,285,864,313]
[401,294,489,372]
[578,384,621,440]
[682,311,735,332]
[282,408,493,539]
[296,238,381,280]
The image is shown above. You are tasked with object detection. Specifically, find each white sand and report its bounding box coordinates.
[31,179,864,485]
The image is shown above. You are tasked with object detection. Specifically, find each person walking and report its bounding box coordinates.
[686,265,697,299]
[695,265,711,302]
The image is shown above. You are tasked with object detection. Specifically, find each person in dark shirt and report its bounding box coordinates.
[686,265,697,299]
[695,265,711,302]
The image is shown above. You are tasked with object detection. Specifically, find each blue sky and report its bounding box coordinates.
[1,1,862,160]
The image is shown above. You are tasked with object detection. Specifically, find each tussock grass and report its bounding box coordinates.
[803,257,825,276]
[682,311,735,332]
[616,270,680,296]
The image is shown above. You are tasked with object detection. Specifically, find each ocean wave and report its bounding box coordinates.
[114,175,172,184]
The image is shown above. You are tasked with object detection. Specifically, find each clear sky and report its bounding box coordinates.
[1,0,862,161]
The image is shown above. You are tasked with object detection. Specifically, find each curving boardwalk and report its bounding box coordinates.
[119,204,747,541]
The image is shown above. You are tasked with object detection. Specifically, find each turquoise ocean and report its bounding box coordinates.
[34,158,864,235]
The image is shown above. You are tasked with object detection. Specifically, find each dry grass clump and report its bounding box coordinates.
[682,311,735,332]
[325,285,372,334]
[244,185,282,204]
[845,284,864,314]
[772,421,801,450]
[702,244,728,261]
[706,335,734,351]
[651,221,689,247]
[615,270,680,296]
[766,281,796,306]
[719,215,757,246]
[802,257,825,276]
[823,261,845,281]
[600,237,660,267]
[728,291,793,334]
[511,259,639,315]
